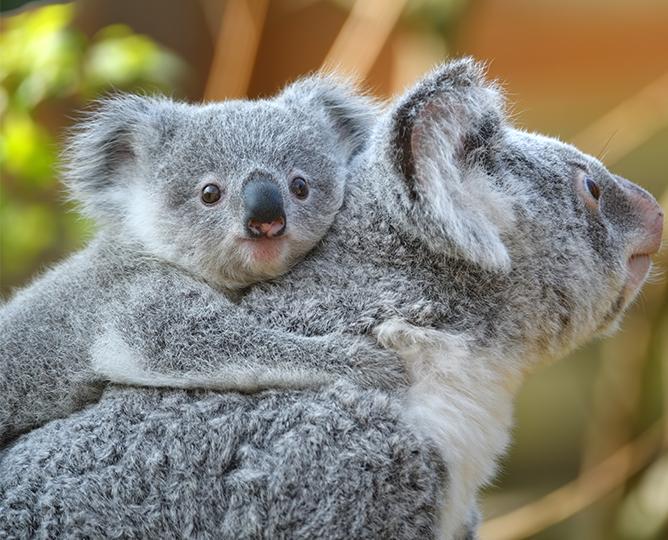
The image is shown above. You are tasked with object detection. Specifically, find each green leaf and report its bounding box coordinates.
[0,112,56,184]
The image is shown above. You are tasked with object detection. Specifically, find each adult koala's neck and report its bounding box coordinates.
[339,170,541,384]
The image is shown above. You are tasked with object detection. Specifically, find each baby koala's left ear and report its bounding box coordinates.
[278,74,378,163]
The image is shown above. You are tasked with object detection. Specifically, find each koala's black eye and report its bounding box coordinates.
[290,177,309,199]
[584,176,601,200]
[201,184,222,205]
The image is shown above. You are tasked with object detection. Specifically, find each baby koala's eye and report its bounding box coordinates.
[584,175,601,201]
[201,183,222,205]
[290,177,309,200]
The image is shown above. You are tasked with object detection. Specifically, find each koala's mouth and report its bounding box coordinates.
[620,253,652,305]
[598,254,653,334]
[239,236,288,263]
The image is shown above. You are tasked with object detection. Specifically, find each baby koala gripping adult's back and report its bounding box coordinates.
[106,59,664,538]
[65,77,371,288]
[0,76,395,444]
[0,60,663,539]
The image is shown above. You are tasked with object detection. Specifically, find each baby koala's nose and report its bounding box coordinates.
[243,178,286,238]
[247,217,286,238]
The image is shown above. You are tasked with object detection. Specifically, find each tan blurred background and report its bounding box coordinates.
[1,1,667,539]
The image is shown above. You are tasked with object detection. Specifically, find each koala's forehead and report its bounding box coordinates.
[499,129,604,195]
[156,101,332,176]
[503,129,601,172]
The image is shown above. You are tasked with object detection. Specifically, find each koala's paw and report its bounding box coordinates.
[342,335,408,389]
[373,318,472,367]
[373,318,439,353]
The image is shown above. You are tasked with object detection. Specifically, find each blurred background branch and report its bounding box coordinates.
[480,422,665,540]
[204,0,269,100]
[321,0,408,79]
[570,72,668,167]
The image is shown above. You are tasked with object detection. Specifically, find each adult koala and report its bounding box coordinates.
[0,59,663,539]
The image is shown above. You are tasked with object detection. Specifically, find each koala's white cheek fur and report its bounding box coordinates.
[375,319,518,540]
[119,184,285,288]
[123,183,179,261]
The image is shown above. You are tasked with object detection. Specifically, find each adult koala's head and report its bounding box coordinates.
[63,77,375,288]
[373,59,663,361]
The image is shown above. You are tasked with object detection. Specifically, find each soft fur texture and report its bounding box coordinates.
[63,76,373,289]
[0,59,662,539]
[1,384,447,539]
[0,76,394,444]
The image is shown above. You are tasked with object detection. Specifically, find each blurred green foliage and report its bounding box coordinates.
[0,3,183,293]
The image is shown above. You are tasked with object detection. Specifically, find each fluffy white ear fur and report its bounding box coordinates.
[388,59,515,272]
[62,94,173,222]
[411,104,515,271]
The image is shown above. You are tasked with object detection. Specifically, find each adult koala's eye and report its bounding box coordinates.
[201,184,222,205]
[584,176,601,200]
[290,176,309,199]
[577,172,601,212]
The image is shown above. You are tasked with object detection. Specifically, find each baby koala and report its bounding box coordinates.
[66,79,363,289]
[0,76,402,444]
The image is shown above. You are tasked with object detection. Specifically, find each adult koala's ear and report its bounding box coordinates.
[278,74,378,163]
[386,58,513,272]
[62,94,179,222]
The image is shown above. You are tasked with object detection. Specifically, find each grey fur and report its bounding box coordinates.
[63,77,374,289]
[0,75,395,444]
[0,59,661,538]
[0,384,446,539]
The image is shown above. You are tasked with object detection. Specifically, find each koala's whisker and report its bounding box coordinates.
[658,237,668,254]
[596,131,618,162]
[646,264,665,284]
[633,290,648,312]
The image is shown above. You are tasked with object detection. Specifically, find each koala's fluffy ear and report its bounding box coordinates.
[278,74,378,163]
[62,94,177,221]
[386,58,513,271]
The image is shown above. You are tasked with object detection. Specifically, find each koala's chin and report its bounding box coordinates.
[203,237,297,290]
[595,255,656,337]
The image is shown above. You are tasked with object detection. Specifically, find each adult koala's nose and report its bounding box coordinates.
[619,177,663,255]
[243,177,286,238]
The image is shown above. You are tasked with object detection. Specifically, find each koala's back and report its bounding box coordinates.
[0,384,446,540]
[238,180,432,337]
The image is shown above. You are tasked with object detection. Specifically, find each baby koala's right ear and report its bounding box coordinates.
[278,75,379,163]
[62,94,178,221]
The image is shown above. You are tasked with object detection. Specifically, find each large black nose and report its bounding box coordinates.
[243,178,286,238]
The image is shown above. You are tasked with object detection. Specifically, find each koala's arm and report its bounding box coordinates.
[92,272,407,392]
[0,247,112,445]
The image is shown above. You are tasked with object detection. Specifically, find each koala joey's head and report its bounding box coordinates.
[376,59,663,358]
[64,76,375,288]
